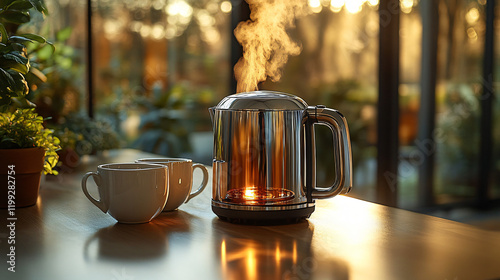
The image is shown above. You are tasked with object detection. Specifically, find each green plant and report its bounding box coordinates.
[53,126,82,151]
[28,27,82,121]
[59,113,121,156]
[0,108,61,174]
[0,0,52,111]
[131,84,196,156]
[0,1,61,174]
[436,83,479,195]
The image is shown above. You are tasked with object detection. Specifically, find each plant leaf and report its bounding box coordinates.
[11,95,34,108]
[19,33,46,43]
[8,70,28,96]
[5,0,34,10]
[9,42,26,52]
[9,35,34,44]
[27,0,47,15]
[0,23,7,44]
[0,0,16,9]
[0,10,30,24]
[0,67,15,87]
[0,52,29,73]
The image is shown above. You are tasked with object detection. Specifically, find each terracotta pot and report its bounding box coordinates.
[0,147,45,208]
[57,148,81,170]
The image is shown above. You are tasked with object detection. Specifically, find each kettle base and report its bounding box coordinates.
[212,204,315,225]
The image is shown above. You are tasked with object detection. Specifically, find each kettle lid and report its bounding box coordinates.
[214,91,308,110]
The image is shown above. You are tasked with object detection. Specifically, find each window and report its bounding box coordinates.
[31,0,498,210]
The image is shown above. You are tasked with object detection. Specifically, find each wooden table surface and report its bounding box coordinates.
[1,149,500,280]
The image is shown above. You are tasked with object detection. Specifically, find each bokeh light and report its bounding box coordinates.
[220,1,232,13]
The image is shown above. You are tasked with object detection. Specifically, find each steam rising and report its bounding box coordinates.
[234,0,305,93]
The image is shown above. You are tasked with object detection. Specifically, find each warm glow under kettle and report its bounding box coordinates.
[209,91,352,224]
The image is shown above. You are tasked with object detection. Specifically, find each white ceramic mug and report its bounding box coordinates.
[135,158,208,211]
[82,163,169,223]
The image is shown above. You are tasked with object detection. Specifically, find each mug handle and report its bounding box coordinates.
[185,164,209,203]
[82,172,108,213]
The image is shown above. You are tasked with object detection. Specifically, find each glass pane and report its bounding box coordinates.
[397,0,488,208]
[259,3,379,202]
[492,1,500,199]
[434,0,484,204]
[493,93,500,199]
[21,1,90,170]
[26,0,87,119]
[398,3,422,209]
[92,0,231,163]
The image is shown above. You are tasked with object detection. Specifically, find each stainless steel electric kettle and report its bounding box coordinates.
[209,91,352,224]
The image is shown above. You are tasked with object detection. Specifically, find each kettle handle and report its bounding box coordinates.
[305,106,352,199]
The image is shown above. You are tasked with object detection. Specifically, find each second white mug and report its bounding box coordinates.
[136,158,209,211]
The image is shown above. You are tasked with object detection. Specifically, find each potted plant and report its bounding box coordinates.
[0,109,60,207]
[52,113,120,171]
[0,0,60,208]
[52,126,82,170]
